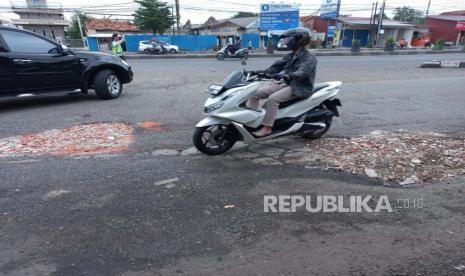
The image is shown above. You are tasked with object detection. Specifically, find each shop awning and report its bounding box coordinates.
[455,22,465,31]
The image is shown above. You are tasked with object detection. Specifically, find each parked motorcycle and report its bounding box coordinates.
[216,44,249,60]
[193,58,342,155]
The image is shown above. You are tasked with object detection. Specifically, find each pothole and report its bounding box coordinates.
[0,123,135,157]
[288,130,465,185]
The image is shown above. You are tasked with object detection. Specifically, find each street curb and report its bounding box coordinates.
[125,49,465,60]
[421,61,465,68]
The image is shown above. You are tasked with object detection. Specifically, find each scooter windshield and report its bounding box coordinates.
[222,70,244,89]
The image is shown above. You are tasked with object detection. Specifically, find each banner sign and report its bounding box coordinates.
[260,3,299,31]
[455,22,465,31]
[327,26,335,38]
[320,0,338,18]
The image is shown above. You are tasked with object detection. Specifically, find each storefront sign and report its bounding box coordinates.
[260,3,299,31]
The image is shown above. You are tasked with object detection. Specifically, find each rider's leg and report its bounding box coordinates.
[246,82,280,110]
[253,85,296,137]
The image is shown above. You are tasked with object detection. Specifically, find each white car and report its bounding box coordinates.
[138,40,179,54]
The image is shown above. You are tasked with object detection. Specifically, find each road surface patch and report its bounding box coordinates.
[0,123,134,157]
[137,121,163,131]
[292,130,465,185]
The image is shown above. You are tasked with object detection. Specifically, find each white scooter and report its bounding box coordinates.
[193,59,342,155]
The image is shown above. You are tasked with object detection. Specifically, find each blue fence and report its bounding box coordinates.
[241,33,260,48]
[87,33,262,52]
[124,34,218,52]
[87,37,99,51]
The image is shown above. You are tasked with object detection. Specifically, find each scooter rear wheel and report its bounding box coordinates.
[193,125,238,155]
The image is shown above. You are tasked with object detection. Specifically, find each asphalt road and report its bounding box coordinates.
[1,53,465,275]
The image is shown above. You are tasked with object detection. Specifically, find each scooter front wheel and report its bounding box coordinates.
[193,125,238,155]
[216,53,226,60]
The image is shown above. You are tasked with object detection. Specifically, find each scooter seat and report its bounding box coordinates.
[279,83,329,109]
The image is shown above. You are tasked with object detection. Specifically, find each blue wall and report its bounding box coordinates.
[342,29,370,47]
[241,33,260,48]
[124,34,218,52]
[87,37,98,51]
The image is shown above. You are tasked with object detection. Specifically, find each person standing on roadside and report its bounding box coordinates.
[111,33,125,60]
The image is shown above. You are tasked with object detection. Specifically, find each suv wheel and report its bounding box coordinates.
[94,69,122,100]
[169,49,177,54]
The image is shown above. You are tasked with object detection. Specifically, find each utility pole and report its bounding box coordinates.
[375,0,386,48]
[369,2,375,25]
[75,10,86,47]
[171,5,175,35]
[175,0,180,32]
[335,0,341,18]
[425,0,432,16]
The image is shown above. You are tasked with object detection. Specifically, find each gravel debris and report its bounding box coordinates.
[299,130,465,184]
[0,123,134,157]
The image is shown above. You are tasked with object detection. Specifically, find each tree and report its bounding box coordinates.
[133,0,173,34]
[67,12,92,39]
[231,12,258,18]
[393,6,423,23]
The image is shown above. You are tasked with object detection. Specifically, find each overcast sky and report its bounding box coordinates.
[1,0,463,24]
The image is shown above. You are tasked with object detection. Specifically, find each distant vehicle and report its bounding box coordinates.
[216,44,248,60]
[138,40,179,54]
[0,26,133,100]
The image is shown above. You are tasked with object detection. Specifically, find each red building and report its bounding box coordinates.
[424,10,465,44]
[300,16,336,33]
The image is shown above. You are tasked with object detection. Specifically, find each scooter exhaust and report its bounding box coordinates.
[300,122,326,131]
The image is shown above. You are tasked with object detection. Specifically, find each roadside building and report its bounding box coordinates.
[337,17,415,47]
[300,16,415,47]
[85,19,139,51]
[194,16,259,47]
[424,11,465,45]
[10,0,68,41]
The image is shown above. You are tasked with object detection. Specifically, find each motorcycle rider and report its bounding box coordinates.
[246,28,317,137]
[228,36,242,55]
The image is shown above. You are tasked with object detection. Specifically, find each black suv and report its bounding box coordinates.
[0,26,133,100]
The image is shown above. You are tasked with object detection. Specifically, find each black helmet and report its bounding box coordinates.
[280,27,311,51]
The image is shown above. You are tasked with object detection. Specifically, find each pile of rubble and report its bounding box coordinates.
[0,123,134,157]
[304,131,465,185]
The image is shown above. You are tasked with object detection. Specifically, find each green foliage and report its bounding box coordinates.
[231,12,258,18]
[433,38,445,50]
[366,41,373,48]
[133,0,173,34]
[393,6,423,23]
[308,41,317,49]
[352,39,360,46]
[386,37,395,45]
[267,39,273,47]
[266,39,274,54]
[66,12,92,39]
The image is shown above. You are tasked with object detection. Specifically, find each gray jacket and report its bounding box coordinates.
[265,49,317,98]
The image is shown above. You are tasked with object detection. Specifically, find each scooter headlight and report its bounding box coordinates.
[204,102,224,113]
